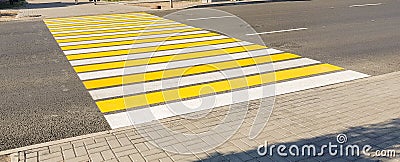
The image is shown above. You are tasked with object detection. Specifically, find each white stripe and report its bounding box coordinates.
[46,13,154,23]
[104,70,369,128]
[349,3,382,7]
[89,58,320,100]
[77,48,283,81]
[52,21,177,35]
[59,30,208,47]
[63,35,227,55]
[186,15,236,21]
[47,16,161,26]
[54,26,193,40]
[70,41,253,66]
[246,28,308,36]
[48,19,170,30]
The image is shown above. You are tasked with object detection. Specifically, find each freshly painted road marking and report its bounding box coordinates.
[349,3,383,7]
[58,30,206,46]
[61,32,219,51]
[54,26,192,41]
[66,38,239,60]
[246,28,308,36]
[69,41,253,66]
[89,58,321,100]
[77,49,286,82]
[105,70,368,128]
[44,13,369,129]
[73,44,266,73]
[186,15,236,21]
[50,21,178,34]
[63,35,228,55]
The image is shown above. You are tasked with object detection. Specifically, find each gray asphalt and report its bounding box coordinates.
[154,0,400,75]
[218,0,400,76]
[0,20,110,151]
[0,0,399,151]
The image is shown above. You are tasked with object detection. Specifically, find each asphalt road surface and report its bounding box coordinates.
[154,0,400,76]
[0,21,110,151]
[0,0,399,150]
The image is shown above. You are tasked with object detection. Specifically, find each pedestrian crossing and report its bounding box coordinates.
[44,12,369,129]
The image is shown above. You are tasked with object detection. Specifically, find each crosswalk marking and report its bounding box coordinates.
[80,51,295,87]
[54,23,188,38]
[96,63,343,113]
[56,27,198,43]
[89,58,321,101]
[66,38,239,60]
[58,29,205,46]
[68,41,253,66]
[44,13,369,129]
[73,44,265,73]
[61,32,218,51]
[49,20,175,32]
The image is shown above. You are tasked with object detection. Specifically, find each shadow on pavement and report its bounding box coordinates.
[199,118,399,161]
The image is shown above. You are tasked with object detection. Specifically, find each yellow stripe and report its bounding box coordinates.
[48,20,174,33]
[52,23,187,37]
[55,27,201,43]
[45,12,152,23]
[96,64,343,113]
[46,14,155,23]
[45,12,151,21]
[66,38,239,61]
[61,32,218,51]
[45,15,161,27]
[83,53,298,90]
[73,44,265,73]
[45,15,156,25]
[48,19,173,31]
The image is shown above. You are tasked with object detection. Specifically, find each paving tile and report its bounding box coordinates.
[62,148,76,160]
[89,152,103,162]
[74,146,88,157]
[128,153,145,162]
[64,155,90,162]
[87,145,110,154]
[112,144,136,154]
[25,157,38,162]
[118,137,132,146]
[39,151,62,161]
[101,150,116,160]
[114,149,138,158]
[106,139,122,149]
[117,156,133,162]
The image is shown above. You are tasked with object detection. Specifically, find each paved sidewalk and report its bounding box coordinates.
[1,71,399,161]
[17,0,149,18]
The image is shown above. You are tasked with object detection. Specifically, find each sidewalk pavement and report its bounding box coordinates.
[17,0,150,19]
[0,70,399,161]
[9,0,280,19]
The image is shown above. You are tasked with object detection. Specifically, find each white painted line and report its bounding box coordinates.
[77,48,283,81]
[104,70,369,129]
[246,28,308,36]
[69,41,253,66]
[349,3,382,7]
[63,35,227,55]
[52,21,177,35]
[89,58,320,100]
[54,26,193,40]
[48,19,171,30]
[59,30,208,47]
[46,16,162,26]
[186,15,236,21]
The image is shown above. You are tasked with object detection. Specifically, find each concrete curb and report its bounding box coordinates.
[0,126,135,156]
